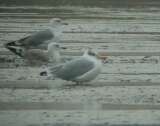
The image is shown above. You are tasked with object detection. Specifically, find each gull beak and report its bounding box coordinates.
[61,47,67,50]
[61,47,67,49]
[60,46,67,50]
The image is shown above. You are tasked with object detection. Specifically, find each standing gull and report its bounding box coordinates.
[5,18,68,50]
[42,49,103,84]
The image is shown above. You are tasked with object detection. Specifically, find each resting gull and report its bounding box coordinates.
[6,43,66,66]
[41,49,103,84]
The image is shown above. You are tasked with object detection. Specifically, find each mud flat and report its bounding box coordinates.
[1,2,160,125]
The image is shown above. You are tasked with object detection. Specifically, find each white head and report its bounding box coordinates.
[83,47,94,56]
[49,18,68,38]
[85,49,97,57]
[48,43,66,63]
[48,42,60,51]
[83,47,105,61]
[49,18,68,28]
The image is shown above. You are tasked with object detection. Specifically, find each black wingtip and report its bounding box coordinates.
[5,41,17,47]
[4,45,23,57]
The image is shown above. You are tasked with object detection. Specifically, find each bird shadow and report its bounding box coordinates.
[59,82,92,89]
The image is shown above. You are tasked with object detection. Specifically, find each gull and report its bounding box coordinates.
[41,48,103,84]
[6,43,66,66]
[5,18,68,50]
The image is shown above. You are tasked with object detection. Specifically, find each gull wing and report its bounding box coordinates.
[50,57,94,81]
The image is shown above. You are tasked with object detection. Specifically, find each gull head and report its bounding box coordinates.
[48,43,60,51]
[88,50,97,57]
[49,18,68,28]
[83,48,107,62]
[83,48,97,57]
[47,43,66,63]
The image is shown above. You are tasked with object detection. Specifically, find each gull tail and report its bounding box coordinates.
[4,36,29,57]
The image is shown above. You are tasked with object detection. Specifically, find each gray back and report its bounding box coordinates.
[20,29,54,48]
[50,57,94,81]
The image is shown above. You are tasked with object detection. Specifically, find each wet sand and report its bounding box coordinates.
[1,1,160,125]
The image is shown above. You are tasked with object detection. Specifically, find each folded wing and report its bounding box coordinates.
[50,57,94,81]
